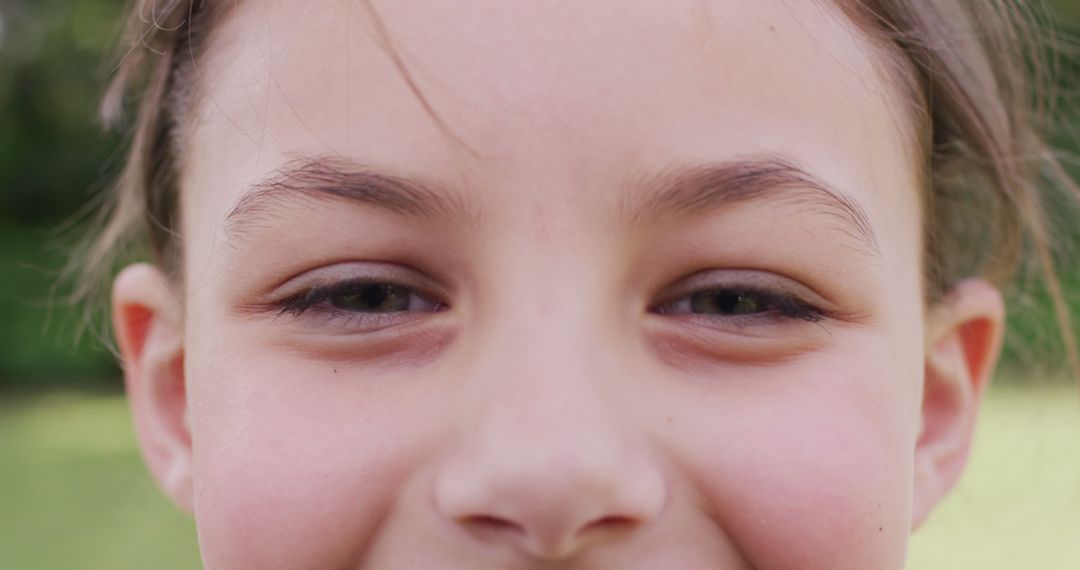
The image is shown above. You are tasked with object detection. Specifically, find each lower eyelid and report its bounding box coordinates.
[673,312,812,330]
[273,319,459,368]
[645,317,829,367]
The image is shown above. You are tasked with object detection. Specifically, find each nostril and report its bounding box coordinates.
[582,515,636,532]
[459,512,640,557]
[579,514,639,538]
[460,514,527,539]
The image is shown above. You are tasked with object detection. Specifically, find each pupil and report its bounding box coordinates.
[715,291,740,313]
[333,284,410,312]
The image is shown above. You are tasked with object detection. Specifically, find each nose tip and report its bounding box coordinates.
[435,458,666,560]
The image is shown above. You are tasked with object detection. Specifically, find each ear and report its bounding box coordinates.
[112,263,193,513]
[912,278,1005,529]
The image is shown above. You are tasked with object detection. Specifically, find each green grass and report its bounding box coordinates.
[2,384,1078,569]
[0,392,201,570]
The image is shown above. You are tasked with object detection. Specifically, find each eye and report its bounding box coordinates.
[276,278,445,323]
[651,282,826,324]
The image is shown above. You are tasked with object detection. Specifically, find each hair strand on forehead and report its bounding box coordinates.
[359,0,483,160]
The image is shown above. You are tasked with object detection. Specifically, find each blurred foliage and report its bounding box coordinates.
[0,0,1079,389]
[1,0,128,389]
[0,0,126,225]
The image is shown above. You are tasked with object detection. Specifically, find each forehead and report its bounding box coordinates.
[184,0,919,250]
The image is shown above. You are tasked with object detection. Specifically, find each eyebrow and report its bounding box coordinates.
[225,157,476,237]
[620,155,880,256]
[226,155,880,256]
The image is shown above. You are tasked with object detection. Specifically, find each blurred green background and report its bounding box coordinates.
[1,1,1079,568]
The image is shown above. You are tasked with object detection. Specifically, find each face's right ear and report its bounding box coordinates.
[112,263,193,513]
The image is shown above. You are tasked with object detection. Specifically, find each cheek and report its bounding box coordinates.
[666,350,916,569]
[184,344,437,569]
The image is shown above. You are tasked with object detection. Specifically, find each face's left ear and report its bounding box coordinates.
[112,263,193,513]
[912,278,1005,529]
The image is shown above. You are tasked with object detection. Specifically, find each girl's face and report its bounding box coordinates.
[113,0,1005,568]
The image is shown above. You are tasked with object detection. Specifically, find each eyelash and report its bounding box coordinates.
[650,286,826,324]
[273,277,827,328]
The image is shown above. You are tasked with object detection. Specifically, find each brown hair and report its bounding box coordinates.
[71,0,1080,375]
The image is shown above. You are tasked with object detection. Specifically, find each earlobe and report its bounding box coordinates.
[912,278,1005,529]
[112,263,193,513]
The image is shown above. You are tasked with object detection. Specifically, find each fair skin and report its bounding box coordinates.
[112,0,1005,568]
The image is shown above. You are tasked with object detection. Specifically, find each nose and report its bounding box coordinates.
[433,356,666,559]
[435,432,666,559]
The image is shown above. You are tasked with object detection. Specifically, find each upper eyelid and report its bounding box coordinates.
[270,262,449,302]
[273,267,819,303]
